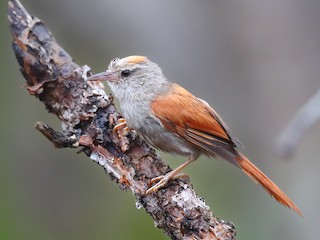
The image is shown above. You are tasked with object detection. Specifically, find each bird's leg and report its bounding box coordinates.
[146,155,198,194]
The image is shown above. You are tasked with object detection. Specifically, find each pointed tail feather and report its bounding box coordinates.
[235,153,302,216]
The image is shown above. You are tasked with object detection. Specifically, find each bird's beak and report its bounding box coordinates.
[86,70,118,82]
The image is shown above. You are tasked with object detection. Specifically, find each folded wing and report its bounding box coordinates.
[151,83,240,163]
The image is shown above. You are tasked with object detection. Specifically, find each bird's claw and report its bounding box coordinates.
[145,172,189,195]
[146,175,170,194]
[113,118,129,136]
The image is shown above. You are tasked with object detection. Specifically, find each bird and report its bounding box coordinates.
[87,55,301,215]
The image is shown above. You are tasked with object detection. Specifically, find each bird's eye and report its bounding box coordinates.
[121,69,131,78]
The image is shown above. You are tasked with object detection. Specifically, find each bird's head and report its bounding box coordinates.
[87,56,167,92]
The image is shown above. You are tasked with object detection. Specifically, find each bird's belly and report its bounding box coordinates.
[137,118,196,156]
[120,102,197,156]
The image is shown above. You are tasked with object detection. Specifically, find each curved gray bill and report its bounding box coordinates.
[86,70,118,82]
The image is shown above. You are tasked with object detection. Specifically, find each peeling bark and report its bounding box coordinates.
[8,0,237,239]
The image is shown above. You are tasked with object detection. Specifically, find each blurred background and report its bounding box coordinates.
[1,0,320,239]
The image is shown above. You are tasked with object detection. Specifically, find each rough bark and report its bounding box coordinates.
[8,0,237,239]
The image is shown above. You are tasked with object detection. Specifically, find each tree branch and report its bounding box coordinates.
[276,88,320,158]
[8,0,236,239]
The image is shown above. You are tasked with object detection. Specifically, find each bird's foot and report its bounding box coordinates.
[146,172,188,194]
[113,118,129,136]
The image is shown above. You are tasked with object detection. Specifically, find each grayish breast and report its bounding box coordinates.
[109,81,198,157]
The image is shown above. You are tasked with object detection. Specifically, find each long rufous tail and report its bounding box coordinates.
[235,152,302,216]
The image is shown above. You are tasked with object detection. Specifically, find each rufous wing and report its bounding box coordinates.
[151,83,240,162]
